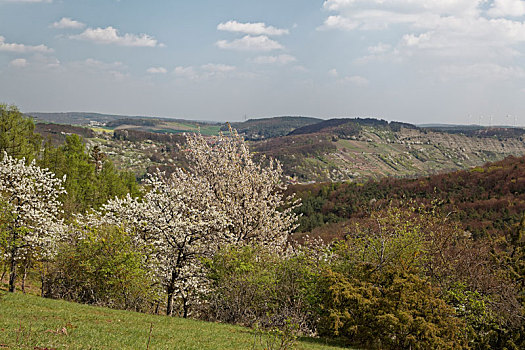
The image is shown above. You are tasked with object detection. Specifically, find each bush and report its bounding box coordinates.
[44,225,156,312]
[202,244,319,334]
[445,283,504,349]
[318,266,467,349]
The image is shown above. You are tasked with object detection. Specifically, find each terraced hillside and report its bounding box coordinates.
[253,123,525,182]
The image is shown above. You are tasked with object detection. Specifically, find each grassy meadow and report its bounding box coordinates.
[0,292,348,350]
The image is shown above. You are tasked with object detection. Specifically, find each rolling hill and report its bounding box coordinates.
[223,116,322,140]
[252,119,525,182]
[29,114,525,183]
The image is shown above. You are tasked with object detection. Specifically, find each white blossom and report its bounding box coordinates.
[78,168,227,316]
[0,152,66,292]
[183,127,299,250]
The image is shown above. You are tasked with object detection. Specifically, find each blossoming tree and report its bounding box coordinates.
[80,127,299,316]
[183,127,299,249]
[0,153,66,292]
[80,168,227,316]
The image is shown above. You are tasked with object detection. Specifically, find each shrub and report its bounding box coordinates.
[44,225,156,312]
[445,283,503,349]
[317,266,467,349]
[202,244,319,334]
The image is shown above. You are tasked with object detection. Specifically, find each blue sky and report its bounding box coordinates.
[1,0,525,125]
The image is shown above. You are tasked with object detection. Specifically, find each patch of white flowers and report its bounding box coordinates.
[0,152,66,292]
[79,168,228,315]
[184,128,299,248]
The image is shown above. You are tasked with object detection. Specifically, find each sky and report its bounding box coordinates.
[1,0,525,125]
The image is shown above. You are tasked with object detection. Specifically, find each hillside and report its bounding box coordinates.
[290,154,525,240]
[223,116,322,140]
[28,115,525,183]
[0,292,346,350]
[28,112,141,125]
[254,122,525,182]
[35,123,96,145]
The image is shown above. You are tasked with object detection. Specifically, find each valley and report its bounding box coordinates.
[31,113,525,183]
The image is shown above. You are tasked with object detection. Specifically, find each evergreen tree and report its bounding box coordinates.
[0,104,41,161]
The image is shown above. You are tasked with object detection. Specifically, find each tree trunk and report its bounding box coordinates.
[40,266,46,297]
[166,285,175,316]
[21,264,27,294]
[8,229,19,293]
[9,255,17,293]
[166,270,178,316]
[182,294,189,319]
[0,263,7,283]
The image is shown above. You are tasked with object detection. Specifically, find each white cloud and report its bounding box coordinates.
[216,35,283,51]
[174,66,197,79]
[253,54,296,64]
[488,0,525,17]
[318,15,358,31]
[323,0,482,18]
[0,35,53,53]
[82,58,124,70]
[7,55,60,70]
[201,63,236,72]
[217,20,289,36]
[342,75,369,86]
[402,32,433,48]
[146,66,167,74]
[322,0,525,65]
[323,0,355,11]
[320,0,486,32]
[68,58,128,81]
[173,64,237,80]
[328,68,339,77]
[71,26,163,47]
[52,17,85,29]
[368,43,391,54]
[9,58,27,67]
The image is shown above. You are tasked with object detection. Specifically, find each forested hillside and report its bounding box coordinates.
[223,116,322,140]
[291,155,525,239]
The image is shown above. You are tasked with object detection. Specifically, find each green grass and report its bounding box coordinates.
[0,292,348,350]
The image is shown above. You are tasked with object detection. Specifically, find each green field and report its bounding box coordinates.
[0,292,348,350]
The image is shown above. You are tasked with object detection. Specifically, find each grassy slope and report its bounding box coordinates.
[0,292,347,350]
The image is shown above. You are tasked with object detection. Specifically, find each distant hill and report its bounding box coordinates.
[424,126,525,138]
[289,118,416,137]
[29,115,525,183]
[27,112,142,125]
[222,116,322,140]
[252,120,525,182]
[35,123,96,144]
